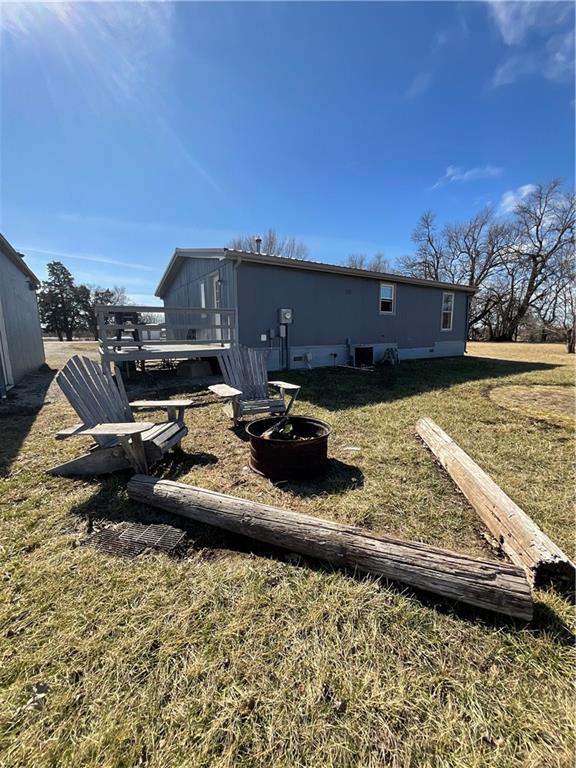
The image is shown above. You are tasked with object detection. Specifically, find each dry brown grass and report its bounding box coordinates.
[0,341,574,767]
[489,384,574,428]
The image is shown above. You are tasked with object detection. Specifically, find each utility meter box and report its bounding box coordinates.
[278,308,294,324]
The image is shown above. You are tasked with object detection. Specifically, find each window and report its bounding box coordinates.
[379,283,395,314]
[441,292,454,331]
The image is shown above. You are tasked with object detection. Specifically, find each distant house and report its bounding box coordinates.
[0,234,45,394]
[155,248,475,370]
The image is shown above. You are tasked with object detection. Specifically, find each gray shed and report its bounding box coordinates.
[155,248,475,370]
[0,234,45,395]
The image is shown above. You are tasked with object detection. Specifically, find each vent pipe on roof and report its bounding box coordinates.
[255,235,262,254]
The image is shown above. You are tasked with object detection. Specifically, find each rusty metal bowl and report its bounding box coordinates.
[245,416,332,481]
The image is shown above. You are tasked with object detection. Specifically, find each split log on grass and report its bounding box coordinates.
[127,474,533,621]
[416,417,575,590]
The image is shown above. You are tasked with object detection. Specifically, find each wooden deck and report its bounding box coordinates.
[102,342,231,364]
[96,304,236,370]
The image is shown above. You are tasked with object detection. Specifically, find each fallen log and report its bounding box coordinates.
[416,417,575,590]
[127,474,533,621]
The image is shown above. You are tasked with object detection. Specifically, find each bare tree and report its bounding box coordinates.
[399,181,575,343]
[534,248,576,352]
[110,286,129,305]
[344,252,391,272]
[398,211,445,281]
[399,209,510,332]
[228,229,308,260]
[490,180,575,340]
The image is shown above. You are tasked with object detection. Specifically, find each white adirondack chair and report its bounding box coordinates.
[209,346,300,425]
[48,355,193,476]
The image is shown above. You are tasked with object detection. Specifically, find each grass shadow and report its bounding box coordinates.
[0,366,56,478]
[70,478,293,562]
[156,449,218,480]
[285,556,575,644]
[277,458,364,497]
[231,424,251,442]
[284,355,560,412]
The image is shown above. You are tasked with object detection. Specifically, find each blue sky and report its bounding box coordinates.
[1,1,574,303]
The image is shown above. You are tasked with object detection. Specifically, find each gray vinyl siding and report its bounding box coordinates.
[161,254,237,342]
[0,252,44,385]
[236,262,468,350]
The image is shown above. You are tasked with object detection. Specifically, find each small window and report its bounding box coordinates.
[441,292,454,331]
[380,283,395,314]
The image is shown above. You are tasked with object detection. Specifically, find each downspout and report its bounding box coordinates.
[231,252,241,347]
[464,293,471,353]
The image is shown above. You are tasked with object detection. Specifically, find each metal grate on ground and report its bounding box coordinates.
[90,523,186,559]
[119,523,186,553]
[90,528,147,559]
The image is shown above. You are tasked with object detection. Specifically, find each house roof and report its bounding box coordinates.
[0,233,41,288]
[155,247,476,297]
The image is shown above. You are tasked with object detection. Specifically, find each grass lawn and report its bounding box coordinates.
[0,342,574,767]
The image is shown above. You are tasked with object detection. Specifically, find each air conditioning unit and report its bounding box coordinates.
[354,345,374,367]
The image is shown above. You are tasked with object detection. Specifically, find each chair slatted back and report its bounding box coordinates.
[219,346,269,401]
[56,356,133,447]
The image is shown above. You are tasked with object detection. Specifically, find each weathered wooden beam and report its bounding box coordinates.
[127,475,533,621]
[416,417,575,589]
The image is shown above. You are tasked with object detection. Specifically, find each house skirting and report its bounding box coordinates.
[398,340,466,360]
[264,340,465,370]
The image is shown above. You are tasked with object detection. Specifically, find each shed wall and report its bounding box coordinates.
[0,253,44,384]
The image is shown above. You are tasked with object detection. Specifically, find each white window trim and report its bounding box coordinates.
[379,282,396,315]
[441,291,454,332]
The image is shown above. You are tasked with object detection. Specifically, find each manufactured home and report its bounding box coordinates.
[154,247,475,371]
[0,234,45,395]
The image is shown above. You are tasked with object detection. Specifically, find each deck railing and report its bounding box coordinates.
[95,304,237,352]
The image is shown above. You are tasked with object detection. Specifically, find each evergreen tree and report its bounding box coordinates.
[38,262,82,341]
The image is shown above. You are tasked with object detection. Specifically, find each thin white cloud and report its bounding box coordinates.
[499,184,537,214]
[544,29,575,81]
[487,1,574,86]
[432,7,469,53]
[55,212,240,243]
[128,293,162,305]
[493,55,535,87]
[493,29,575,87]
[487,2,544,46]
[70,270,156,289]
[432,30,450,52]
[431,164,503,189]
[405,72,432,99]
[19,246,156,272]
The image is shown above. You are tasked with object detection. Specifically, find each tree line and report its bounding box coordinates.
[38,261,128,341]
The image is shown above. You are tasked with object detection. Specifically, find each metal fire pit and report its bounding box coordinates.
[245,416,332,481]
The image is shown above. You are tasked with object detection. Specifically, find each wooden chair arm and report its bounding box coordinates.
[130,400,194,409]
[269,381,301,391]
[76,422,156,438]
[56,423,86,440]
[209,384,242,398]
